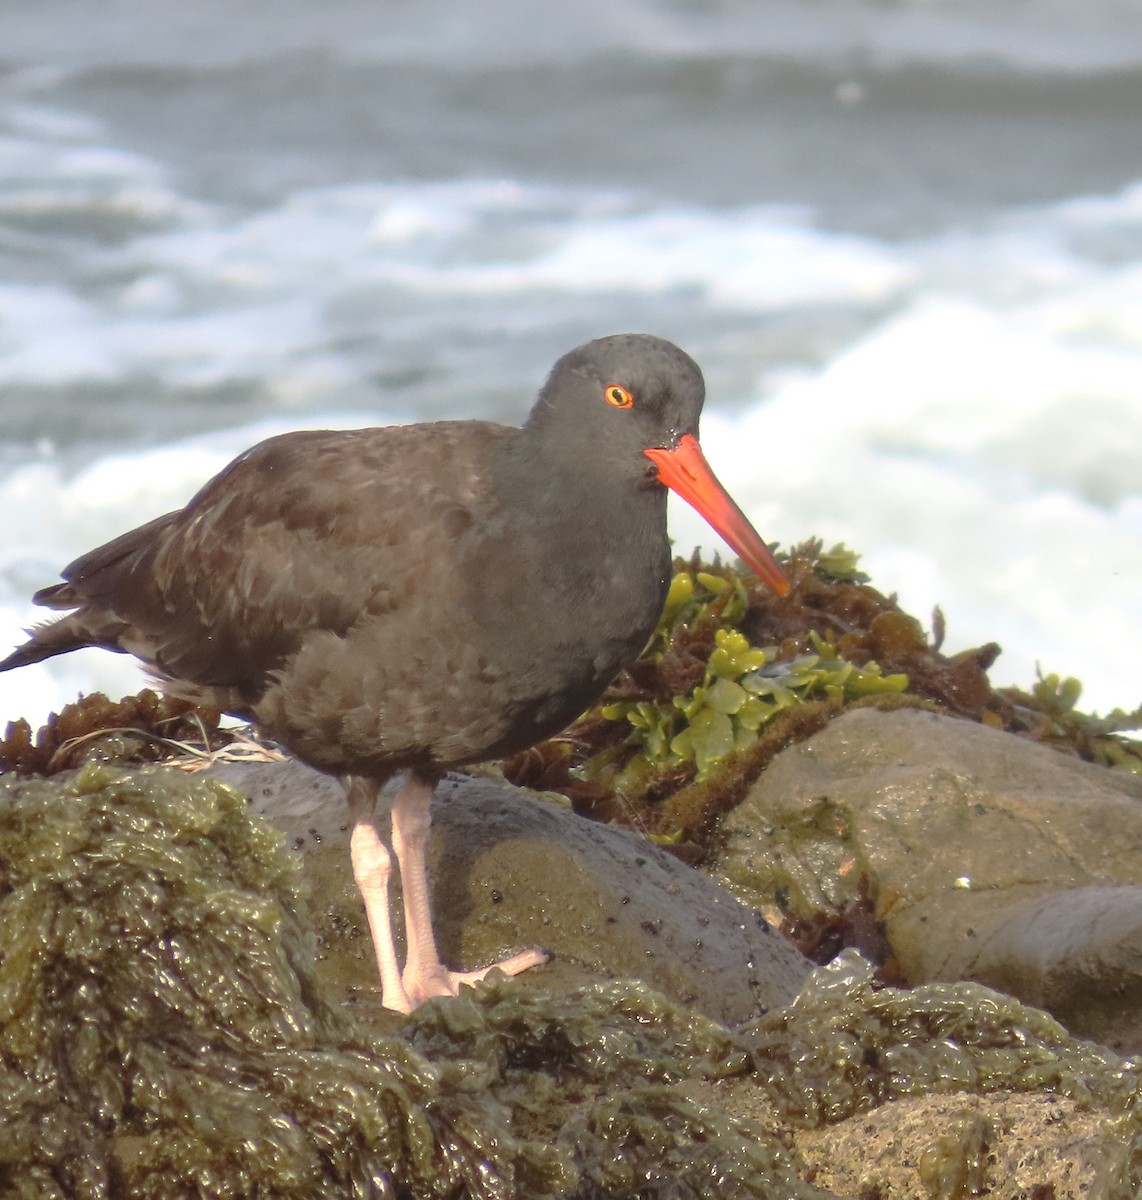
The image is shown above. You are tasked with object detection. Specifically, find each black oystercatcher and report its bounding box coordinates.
[1,334,789,1012]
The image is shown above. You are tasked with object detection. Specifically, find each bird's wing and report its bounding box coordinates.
[56,423,509,688]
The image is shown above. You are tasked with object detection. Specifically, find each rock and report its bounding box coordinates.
[3,764,1138,1198]
[710,1079,1131,1200]
[0,764,825,1199]
[960,884,1142,1056]
[792,1091,1126,1200]
[209,759,811,1026]
[726,949,1141,1200]
[715,707,1142,1052]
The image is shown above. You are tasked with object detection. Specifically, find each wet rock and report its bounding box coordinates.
[959,884,1142,1056]
[792,1091,1124,1200]
[734,950,1140,1200]
[210,758,811,1026]
[716,706,1142,1052]
[3,764,1138,1198]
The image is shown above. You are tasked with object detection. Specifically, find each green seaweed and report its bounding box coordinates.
[0,766,487,1200]
[404,976,747,1089]
[401,980,831,1200]
[717,790,871,922]
[1004,670,1142,776]
[811,542,870,584]
[596,569,907,785]
[746,951,1141,1135]
[559,1084,824,1200]
[533,541,1142,842]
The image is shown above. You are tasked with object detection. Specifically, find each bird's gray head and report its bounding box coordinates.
[525,334,706,478]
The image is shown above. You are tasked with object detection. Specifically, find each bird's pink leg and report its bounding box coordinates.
[390,773,549,1008]
[346,777,413,1013]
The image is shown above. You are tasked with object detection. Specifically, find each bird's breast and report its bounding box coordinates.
[451,509,671,745]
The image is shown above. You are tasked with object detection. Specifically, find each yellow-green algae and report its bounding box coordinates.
[591,566,907,790]
[0,766,460,1199]
[510,541,1141,835]
[0,765,820,1199]
[1009,670,1142,776]
[401,983,824,1200]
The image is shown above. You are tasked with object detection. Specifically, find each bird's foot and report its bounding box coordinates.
[395,946,550,1012]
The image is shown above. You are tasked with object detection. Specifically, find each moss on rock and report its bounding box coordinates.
[745,951,1140,1130]
[1,765,1138,1197]
[0,766,471,1199]
[0,766,821,1199]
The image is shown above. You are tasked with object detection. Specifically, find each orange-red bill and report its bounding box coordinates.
[644,433,790,596]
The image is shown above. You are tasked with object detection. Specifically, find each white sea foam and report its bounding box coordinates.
[0,77,1139,726]
[677,276,1142,716]
[0,178,914,405]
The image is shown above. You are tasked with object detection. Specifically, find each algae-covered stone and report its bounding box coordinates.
[402,978,832,1200]
[0,766,511,1199]
[0,765,824,1199]
[744,951,1140,1125]
[743,951,1142,1199]
[7,762,1136,1199]
[795,1091,1127,1200]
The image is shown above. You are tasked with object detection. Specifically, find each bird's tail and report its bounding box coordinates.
[0,639,62,673]
[1,517,176,675]
[0,610,125,673]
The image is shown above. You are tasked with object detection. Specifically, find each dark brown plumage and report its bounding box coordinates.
[2,334,788,1011]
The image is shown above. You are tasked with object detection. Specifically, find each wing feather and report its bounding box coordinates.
[38,422,510,692]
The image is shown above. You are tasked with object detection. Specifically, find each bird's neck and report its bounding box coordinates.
[454,428,673,701]
[496,426,666,555]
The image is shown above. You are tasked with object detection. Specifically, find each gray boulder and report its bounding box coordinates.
[210,759,810,1026]
[716,706,1142,1052]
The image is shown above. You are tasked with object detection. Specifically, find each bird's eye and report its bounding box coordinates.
[604,383,635,409]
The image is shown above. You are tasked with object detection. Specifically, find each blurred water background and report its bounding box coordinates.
[1,0,1140,723]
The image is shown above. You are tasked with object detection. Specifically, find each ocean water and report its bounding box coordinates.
[1,0,1140,726]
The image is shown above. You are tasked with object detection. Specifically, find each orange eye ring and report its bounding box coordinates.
[604,383,634,409]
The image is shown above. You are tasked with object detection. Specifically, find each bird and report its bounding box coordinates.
[0,334,789,1013]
